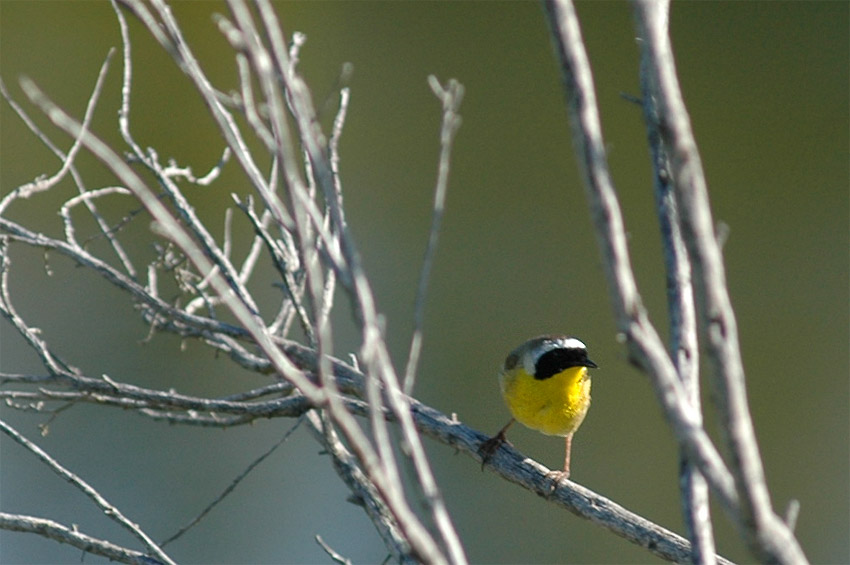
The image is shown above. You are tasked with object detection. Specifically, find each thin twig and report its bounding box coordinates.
[60,186,133,248]
[402,76,464,396]
[0,50,113,215]
[116,0,293,230]
[160,416,305,547]
[0,63,137,278]
[315,534,353,565]
[0,419,175,564]
[0,513,164,565]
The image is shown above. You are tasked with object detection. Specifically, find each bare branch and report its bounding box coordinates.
[632,2,807,563]
[0,513,165,565]
[403,77,464,395]
[0,50,113,216]
[0,419,175,564]
[0,71,137,278]
[542,0,738,517]
[632,2,714,560]
[17,76,326,406]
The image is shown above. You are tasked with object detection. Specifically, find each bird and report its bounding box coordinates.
[480,335,598,486]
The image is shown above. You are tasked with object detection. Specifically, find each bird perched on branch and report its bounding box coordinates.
[480,335,598,487]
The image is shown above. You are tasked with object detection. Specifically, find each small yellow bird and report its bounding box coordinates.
[481,335,598,483]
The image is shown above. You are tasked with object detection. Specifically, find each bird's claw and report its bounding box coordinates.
[478,432,511,470]
[544,469,570,497]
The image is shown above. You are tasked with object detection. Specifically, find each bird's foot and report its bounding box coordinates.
[478,431,512,470]
[544,469,570,497]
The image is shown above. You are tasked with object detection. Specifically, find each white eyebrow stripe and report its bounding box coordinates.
[551,337,587,351]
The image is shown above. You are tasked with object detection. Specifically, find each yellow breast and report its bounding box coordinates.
[499,366,591,437]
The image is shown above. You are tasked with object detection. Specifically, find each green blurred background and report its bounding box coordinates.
[1,2,847,563]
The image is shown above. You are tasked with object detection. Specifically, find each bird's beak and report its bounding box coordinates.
[585,359,598,369]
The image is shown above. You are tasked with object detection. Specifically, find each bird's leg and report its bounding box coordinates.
[478,418,516,470]
[545,432,574,493]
